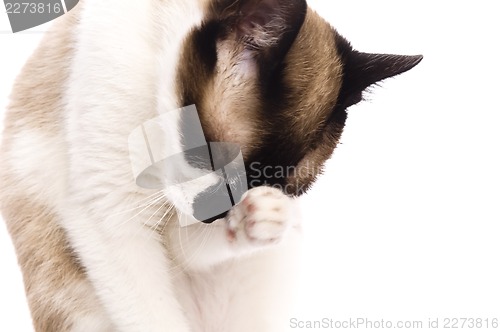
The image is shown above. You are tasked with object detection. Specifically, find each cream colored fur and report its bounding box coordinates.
[0,0,303,331]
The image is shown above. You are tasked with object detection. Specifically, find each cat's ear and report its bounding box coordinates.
[339,51,423,107]
[218,0,307,77]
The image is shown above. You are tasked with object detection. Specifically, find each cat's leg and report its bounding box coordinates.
[169,186,302,332]
[2,196,114,332]
[217,235,302,332]
[168,186,301,269]
[61,193,192,332]
[219,187,303,332]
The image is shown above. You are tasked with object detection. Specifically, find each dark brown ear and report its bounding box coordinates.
[335,34,423,108]
[217,0,307,79]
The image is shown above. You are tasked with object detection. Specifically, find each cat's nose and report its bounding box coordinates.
[199,211,229,224]
[191,142,248,223]
[192,179,233,223]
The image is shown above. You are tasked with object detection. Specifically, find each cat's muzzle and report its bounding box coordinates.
[128,105,248,225]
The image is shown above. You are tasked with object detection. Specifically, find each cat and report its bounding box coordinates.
[0,0,422,331]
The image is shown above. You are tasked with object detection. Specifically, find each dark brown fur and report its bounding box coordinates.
[177,1,421,197]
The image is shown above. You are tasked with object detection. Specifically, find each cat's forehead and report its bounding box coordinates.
[175,0,422,196]
[176,5,344,146]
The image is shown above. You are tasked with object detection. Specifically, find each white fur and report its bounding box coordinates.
[51,0,303,331]
[7,130,67,208]
[62,0,204,330]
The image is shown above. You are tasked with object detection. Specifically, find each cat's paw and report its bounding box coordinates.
[226,187,294,246]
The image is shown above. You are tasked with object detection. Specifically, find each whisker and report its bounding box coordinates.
[158,207,175,237]
[113,193,166,228]
[142,199,170,228]
[144,201,174,243]
[104,190,164,221]
[152,203,175,235]
[172,218,217,276]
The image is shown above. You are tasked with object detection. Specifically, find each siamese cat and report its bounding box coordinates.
[0,0,422,331]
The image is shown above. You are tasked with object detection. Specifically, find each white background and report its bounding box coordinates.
[1,1,499,331]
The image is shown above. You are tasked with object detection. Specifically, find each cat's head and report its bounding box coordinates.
[165,0,421,222]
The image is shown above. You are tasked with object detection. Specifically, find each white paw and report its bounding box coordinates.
[227,187,294,246]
